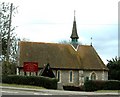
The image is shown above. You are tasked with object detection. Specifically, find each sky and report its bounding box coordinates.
[2,0,119,64]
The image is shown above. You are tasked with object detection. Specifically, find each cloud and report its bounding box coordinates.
[77,24,118,64]
[7,0,119,64]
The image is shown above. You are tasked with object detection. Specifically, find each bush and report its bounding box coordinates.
[2,75,58,89]
[63,85,84,91]
[84,80,120,91]
[84,80,98,91]
[104,80,120,90]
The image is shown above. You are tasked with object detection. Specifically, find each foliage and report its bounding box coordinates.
[63,85,84,91]
[2,75,58,89]
[59,40,82,45]
[103,80,120,90]
[0,2,19,75]
[84,80,98,91]
[59,40,71,44]
[84,80,120,91]
[2,61,16,75]
[107,56,120,80]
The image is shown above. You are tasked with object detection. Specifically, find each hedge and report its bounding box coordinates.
[2,75,58,89]
[63,85,84,91]
[84,80,120,91]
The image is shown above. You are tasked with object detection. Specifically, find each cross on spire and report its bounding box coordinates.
[74,10,76,21]
[91,37,92,46]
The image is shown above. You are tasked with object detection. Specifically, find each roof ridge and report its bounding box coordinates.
[80,45,91,47]
[19,41,75,48]
[70,44,79,51]
[20,41,57,44]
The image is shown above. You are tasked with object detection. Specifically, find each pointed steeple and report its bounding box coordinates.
[70,10,79,43]
[70,11,79,49]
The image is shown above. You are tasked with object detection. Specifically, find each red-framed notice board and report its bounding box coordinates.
[23,62,38,72]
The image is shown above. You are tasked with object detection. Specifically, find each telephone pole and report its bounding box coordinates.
[6,3,13,75]
[6,3,13,62]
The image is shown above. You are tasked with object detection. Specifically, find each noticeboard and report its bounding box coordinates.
[23,62,38,72]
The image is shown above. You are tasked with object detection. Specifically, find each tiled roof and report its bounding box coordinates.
[18,41,108,71]
[77,45,108,70]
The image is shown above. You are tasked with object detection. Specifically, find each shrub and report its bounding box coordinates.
[63,85,84,91]
[2,75,58,89]
[84,80,120,91]
[103,80,120,90]
[84,80,97,91]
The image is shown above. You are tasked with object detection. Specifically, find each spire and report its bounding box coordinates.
[70,10,79,43]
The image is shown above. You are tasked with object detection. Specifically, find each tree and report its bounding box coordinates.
[59,40,71,44]
[59,40,82,45]
[107,56,120,80]
[0,2,19,75]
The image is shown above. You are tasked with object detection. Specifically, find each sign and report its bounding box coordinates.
[23,62,38,72]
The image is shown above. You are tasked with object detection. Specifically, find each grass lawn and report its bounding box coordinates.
[0,83,46,89]
[96,90,120,93]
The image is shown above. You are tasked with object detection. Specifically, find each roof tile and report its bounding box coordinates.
[18,41,108,70]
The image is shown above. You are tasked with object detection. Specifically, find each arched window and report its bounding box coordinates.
[69,71,73,83]
[91,72,96,80]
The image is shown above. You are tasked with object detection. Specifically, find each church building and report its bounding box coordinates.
[17,12,108,87]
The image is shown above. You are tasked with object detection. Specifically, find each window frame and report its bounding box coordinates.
[90,72,97,80]
[57,70,61,83]
[69,70,73,83]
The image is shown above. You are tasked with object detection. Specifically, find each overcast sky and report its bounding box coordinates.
[3,0,119,64]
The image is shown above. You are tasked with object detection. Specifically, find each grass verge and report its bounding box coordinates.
[96,90,120,93]
[0,83,46,89]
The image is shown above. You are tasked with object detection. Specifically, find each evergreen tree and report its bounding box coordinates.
[107,56,120,80]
